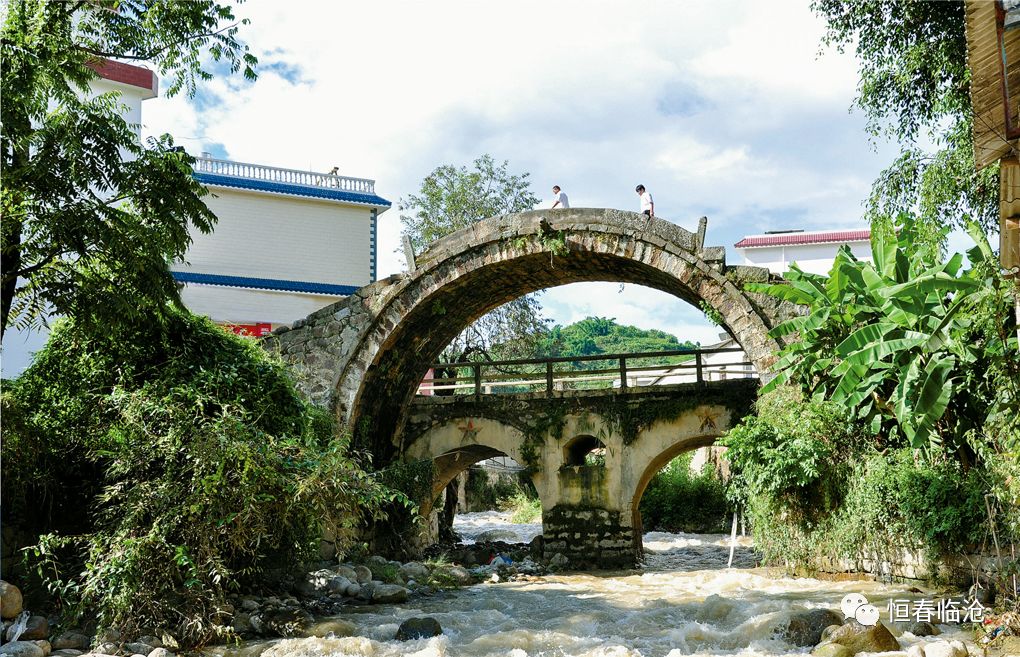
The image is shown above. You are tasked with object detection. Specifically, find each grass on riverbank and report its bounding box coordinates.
[500,492,542,524]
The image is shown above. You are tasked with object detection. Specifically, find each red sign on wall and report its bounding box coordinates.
[226,322,273,338]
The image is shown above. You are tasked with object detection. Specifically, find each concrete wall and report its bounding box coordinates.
[180,284,341,328]
[177,187,374,288]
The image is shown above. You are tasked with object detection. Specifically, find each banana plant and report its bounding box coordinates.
[750,218,992,453]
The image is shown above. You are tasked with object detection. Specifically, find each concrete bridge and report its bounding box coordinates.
[265,208,799,566]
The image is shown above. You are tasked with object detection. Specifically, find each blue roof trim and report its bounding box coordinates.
[172,271,358,295]
[194,172,392,208]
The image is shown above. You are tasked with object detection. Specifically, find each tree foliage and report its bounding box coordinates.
[812,0,998,245]
[752,218,1019,455]
[2,310,400,642]
[1,0,257,338]
[537,316,697,363]
[400,155,547,361]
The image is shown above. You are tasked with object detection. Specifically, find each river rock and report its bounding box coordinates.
[232,612,252,635]
[326,576,352,594]
[239,597,260,612]
[147,649,174,657]
[0,583,23,620]
[696,595,735,622]
[904,621,940,637]
[474,529,519,542]
[336,566,358,582]
[366,556,388,566]
[0,642,45,657]
[778,609,844,646]
[395,617,442,641]
[370,584,408,604]
[353,565,372,585]
[297,570,333,596]
[96,644,119,655]
[31,641,50,657]
[135,638,161,650]
[123,644,152,655]
[52,635,89,652]
[906,645,925,657]
[827,619,900,654]
[810,643,853,657]
[548,553,570,570]
[51,650,84,657]
[921,640,968,657]
[263,609,312,637]
[21,617,49,641]
[446,566,472,585]
[343,582,361,598]
[310,620,355,638]
[96,630,120,644]
[400,562,429,581]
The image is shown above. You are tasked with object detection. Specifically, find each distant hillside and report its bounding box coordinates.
[536,317,698,367]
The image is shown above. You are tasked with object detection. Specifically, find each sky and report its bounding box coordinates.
[3,0,911,375]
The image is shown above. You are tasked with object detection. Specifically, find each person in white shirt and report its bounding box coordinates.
[551,185,569,209]
[636,184,653,218]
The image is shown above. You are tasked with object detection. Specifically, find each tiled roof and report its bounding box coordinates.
[89,59,158,98]
[172,271,358,295]
[734,229,870,248]
[194,172,392,208]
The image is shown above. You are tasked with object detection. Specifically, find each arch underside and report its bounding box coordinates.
[346,214,780,462]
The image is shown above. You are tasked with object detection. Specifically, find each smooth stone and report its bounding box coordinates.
[828,620,900,654]
[0,583,23,620]
[810,643,852,657]
[21,616,49,641]
[353,566,372,585]
[135,639,161,650]
[365,556,387,566]
[399,562,429,581]
[123,644,152,655]
[905,621,940,637]
[51,651,84,657]
[906,645,925,657]
[240,598,259,612]
[31,642,50,657]
[52,633,90,651]
[446,566,472,585]
[395,617,442,641]
[308,620,355,638]
[779,609,844,646]
[369,584,408,604]
[326,576,352,594]
[922,640,968,657]
[336,566,358,582]
[0,642,45,657]
[343,582,361,598]
[474,529,518,542]
[96,645,118,656]
[147,649,175,657]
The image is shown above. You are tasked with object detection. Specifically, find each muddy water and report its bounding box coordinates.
[218,511,976,657]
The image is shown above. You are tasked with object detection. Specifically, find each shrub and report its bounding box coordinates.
[499,492,542,524]
[2,310,398,643]
[638,452,730,533]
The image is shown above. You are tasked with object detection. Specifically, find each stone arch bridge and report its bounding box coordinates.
[265,208,799,566]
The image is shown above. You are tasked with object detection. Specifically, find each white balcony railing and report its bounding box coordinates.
[193,155,376,195]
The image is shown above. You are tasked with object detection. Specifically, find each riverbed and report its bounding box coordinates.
[220,511,978,657]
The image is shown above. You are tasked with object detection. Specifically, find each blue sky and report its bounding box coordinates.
[139,0,905,346]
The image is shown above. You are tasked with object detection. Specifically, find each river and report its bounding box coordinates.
[220,511,977,657]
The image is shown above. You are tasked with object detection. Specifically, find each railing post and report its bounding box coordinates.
[546,361,554,396]
[696,352,703,384]
[620,356,628,390]
[473,363,482,399]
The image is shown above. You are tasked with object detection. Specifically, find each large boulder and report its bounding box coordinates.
[20,617,49,642]
[326,576,352,595]
[827,620,900,654]
[474,529,518,542]
[0,583,23,620]
[370,585,408,604]
[262,609,313,637]
[0,642,45,657]
[394,617,442,641]
[777,609,844,646]
[336,566,359,583]
[903,621,940,637]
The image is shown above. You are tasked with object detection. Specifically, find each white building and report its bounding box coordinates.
[733,228,871,275]
[174,157,390,336]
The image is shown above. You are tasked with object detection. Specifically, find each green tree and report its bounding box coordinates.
[1,0,257,338]
[400,154,547,361]
[753,218,1019,454]
[812,0,998,252]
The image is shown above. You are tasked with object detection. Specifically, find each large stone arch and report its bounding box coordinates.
[266,209,794,459]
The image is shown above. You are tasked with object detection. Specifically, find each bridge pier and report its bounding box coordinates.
[542,505,636,569]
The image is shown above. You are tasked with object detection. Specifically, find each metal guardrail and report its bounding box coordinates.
[193,156,377,194]
[417,347,756,398]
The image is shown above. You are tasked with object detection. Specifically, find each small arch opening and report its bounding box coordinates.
[562,434,607,467]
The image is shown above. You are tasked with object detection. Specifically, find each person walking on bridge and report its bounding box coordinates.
[550,185,569,209]
[635,184,654,219]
